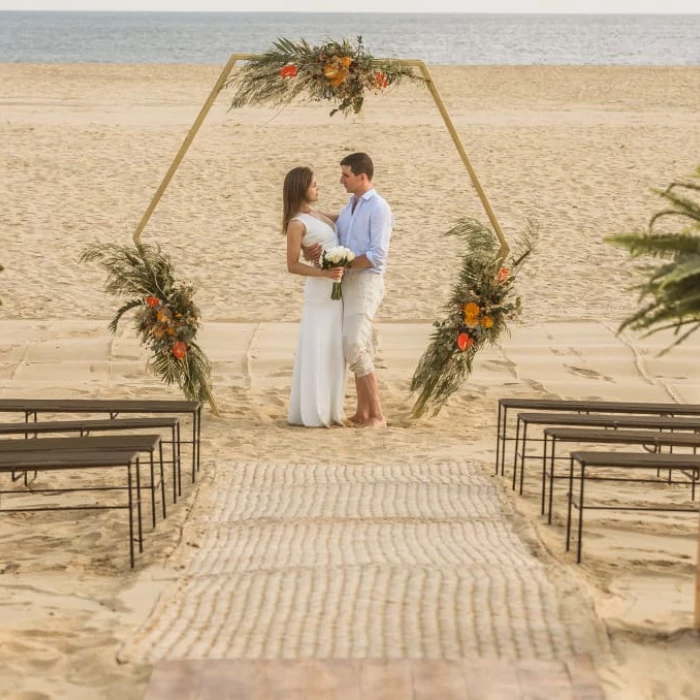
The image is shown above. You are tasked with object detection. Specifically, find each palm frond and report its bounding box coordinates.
[606,168,700,350]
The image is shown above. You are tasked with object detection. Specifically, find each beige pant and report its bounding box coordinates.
[342,273,385,378]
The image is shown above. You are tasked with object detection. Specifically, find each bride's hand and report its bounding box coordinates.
[325,267,344,281]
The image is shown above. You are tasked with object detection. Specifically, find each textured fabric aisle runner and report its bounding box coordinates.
[119,462,608,663]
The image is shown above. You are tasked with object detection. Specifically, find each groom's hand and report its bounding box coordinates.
[302,243,323,267]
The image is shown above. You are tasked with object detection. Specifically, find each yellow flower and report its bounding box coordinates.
[481,316,494,329]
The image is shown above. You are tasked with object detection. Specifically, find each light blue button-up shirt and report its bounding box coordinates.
[336,189,393,275]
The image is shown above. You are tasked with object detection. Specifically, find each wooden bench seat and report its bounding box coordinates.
[495,397,700,479]
[0,398,201,482]
[0,434,165,527]
[565,451,700,563]
[511,412,700,494]
[0,417,182,503]
[541,427,700,521]
[0,449,143,567]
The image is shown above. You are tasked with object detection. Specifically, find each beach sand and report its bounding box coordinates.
[1,63,700,699]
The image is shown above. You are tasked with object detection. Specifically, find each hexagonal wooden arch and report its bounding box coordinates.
[131,54,511,417]
[132,54,509,260]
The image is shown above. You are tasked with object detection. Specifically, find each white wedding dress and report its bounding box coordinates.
[288,213,346,427]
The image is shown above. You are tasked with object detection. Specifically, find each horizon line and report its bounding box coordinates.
[1,8,699,14]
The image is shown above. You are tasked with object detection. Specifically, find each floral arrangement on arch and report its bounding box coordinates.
[227,36,423,117]
[410,219,535,418]
[80,243,214,405]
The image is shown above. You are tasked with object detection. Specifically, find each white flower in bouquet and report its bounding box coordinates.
[321,246,355,300]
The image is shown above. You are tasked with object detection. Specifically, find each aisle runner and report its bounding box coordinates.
[119,462,607,663]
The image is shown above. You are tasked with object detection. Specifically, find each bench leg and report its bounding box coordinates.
[548,439,557,525]
[540,433,548,515]
[159,441,167,520]
[127,462,135,568]
[136,457,143,554]
[519,423,528,495]
[500,407,509,476]
[176,423,183,498]
[566,455,574,552]
[495,402,502,475]
[149,451,157,529]
[577,465,586,564]
[511,418,521,490]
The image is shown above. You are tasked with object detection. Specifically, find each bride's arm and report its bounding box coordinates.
[286,221,342,280]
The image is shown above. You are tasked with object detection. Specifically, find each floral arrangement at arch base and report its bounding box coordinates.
[410,219,535,418]
[80,243,215,407]
[227,36,423,118]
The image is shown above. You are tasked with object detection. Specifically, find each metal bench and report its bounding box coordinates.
[495,398,700,479]
[511,412,700,495]
[542,427,700,522]
[0,434,165,527]
[0,449,144,567]
[0,399,201,483]
[565,451,700,563]
[0,416,183,503]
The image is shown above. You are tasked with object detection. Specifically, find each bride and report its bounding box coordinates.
[283,166,346,427]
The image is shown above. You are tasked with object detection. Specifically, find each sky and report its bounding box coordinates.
[1,0,698,11]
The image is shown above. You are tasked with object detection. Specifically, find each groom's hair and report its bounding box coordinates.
[340,152,374,180]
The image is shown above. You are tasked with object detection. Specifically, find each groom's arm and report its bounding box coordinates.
[351,201,393,271]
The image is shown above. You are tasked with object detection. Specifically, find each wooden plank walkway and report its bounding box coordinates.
[143,657,604,699]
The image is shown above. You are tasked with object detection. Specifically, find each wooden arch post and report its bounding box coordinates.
[132,53,510,415]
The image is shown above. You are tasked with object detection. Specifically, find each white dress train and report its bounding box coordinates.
[288,213,346,427]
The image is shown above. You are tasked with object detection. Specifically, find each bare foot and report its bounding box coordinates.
[364,417,387,429]
[348,414,367,426]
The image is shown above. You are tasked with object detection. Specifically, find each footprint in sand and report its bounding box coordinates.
[565,365,615,382]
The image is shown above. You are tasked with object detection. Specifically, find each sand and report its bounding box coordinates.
[1,63,700,699]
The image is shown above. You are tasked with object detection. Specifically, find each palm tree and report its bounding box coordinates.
[606,169,700,352]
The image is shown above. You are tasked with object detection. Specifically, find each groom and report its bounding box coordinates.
[336,152,393,428]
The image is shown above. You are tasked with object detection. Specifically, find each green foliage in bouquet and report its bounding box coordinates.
[410,219,535,418]
[227,36,423,118]
[80,243,214,403]
[606,168,700,352]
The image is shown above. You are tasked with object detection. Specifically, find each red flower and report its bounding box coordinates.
[374,71,389,89]
[456,332,474,352]
[145,296,160,308]
[497,267,510,284]
[171,341,188,359]
[280,64,298,79]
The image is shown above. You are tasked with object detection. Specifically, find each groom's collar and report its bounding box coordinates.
[351,188,376,203]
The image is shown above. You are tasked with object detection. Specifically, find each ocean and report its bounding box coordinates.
[0,11,699,65]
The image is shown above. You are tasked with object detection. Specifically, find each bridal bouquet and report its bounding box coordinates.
[321,246,355,300]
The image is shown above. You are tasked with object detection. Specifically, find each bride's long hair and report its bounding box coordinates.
[282,166,313,235]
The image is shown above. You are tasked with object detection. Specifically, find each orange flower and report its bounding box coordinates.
[324,61,348,88]
[463,302,480,317]
[456,332,474,352]
[171,341,188,359]
[280,64,298,79]
[145,296,160,307]
[374,71,389,89]
[340,56,352,67]
[497,267,510,284]
[480,316,494,329]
